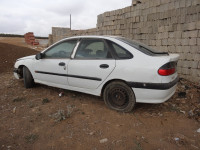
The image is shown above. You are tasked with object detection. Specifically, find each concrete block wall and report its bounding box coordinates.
[49,0,200,83]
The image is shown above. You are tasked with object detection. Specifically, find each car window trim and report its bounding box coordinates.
[41,39,79,59]
[73,38,115,60]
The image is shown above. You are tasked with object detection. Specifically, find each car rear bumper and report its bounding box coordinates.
[128,77,179,103]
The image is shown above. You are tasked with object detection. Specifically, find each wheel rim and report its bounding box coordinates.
[108,87,129,109]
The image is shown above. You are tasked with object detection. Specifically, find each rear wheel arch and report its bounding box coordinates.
[101,79,129,96]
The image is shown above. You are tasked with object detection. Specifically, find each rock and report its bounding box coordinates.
[89,132,94,135]
[13,107,16,113]
[197,128,200,133]
[100,138,108,143]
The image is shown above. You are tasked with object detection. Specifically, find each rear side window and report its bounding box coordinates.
[106,40,133,59]
[116,37,169,56]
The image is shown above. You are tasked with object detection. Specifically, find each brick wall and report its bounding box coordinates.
[49,0,200,83]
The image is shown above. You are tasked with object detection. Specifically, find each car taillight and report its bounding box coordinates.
[158,62,177,76]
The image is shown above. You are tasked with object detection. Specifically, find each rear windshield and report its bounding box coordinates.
[115,37,169,56]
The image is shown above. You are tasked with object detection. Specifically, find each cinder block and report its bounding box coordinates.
[189,38,197,45]
[180,0,186,8]
[162,32,168,39]
[197,21,200,29]
[177,60,183,67]
[156,40,162,46]
[174,31,182,38]
[169,32,174,38]
[162,39,168,46]
[168,38,175,45]
[194,54,200,61]
[197,38,200,45]
[182,30,198,38]
[198,61,200,69]
[175,39,182,46]
[184,22,196,31]
[168,45,176,52]
[181,68,190,75]
[182,46,190,53]
[176,46,182,53]
[190,46,198,53]
[191,61,199,69]
[158,26,165,32]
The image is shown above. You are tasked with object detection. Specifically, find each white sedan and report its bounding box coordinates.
[14,36,179,112]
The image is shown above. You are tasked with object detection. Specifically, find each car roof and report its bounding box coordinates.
[61,35,120,40]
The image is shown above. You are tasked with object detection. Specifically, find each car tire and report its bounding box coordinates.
[103,81,136,112]
[23,66,34,88]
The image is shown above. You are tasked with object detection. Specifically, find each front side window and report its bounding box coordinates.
[75,39,112,59]
[43,40,77,58]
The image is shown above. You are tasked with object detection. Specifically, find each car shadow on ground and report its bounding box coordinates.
[33,83,163,113]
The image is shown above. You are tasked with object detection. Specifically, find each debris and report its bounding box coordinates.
[197,128,200,133]
[178,92,186,98]
[59,92,63,97]
[180,110,186,114]
[13,107,16,113]
[100,138,108,143]
[174,137,179,141]
[188,110,194,117]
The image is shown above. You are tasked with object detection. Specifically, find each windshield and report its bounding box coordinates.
[115,37,169,56]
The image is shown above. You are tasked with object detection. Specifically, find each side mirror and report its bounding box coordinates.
[35,53,43,60]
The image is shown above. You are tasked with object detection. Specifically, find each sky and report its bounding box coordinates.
[0,0,131,37]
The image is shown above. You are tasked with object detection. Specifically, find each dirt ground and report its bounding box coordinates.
[0,41,200,150]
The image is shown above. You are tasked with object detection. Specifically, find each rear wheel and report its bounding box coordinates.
[103,81,136,112]
[23,66,34,88]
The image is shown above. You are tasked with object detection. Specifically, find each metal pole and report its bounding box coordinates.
[70,14,71,30]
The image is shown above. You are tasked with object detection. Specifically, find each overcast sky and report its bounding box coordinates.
[0,0,131,37]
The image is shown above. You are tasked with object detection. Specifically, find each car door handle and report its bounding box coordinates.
[59,62,65,66]
[100,64,109,69]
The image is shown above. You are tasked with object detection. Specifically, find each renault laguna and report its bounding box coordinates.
[14,36,179,112]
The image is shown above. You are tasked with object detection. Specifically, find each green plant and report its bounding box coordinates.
[42,98,50,104]
[13,97,25,102]
[25,134,38,143]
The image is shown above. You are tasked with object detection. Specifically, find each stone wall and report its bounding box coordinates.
[49,0,200,83]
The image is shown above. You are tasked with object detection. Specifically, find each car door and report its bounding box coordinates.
[68,38,116,89]
[33,39,78,86]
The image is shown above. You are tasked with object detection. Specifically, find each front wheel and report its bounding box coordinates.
[103,81,136,112]
[23,66,34,88]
